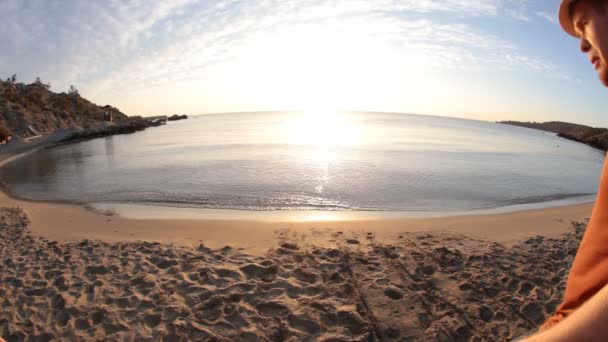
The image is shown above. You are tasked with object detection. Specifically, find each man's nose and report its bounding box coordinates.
[580,37,591,53]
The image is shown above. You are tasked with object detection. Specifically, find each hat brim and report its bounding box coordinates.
[559,0,579,37]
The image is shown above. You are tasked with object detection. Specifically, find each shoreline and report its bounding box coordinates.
[0,176,595,222]
[0,129,596,341]
[0,132,595,254]
[0,187,593,255]
[88,193,596,221]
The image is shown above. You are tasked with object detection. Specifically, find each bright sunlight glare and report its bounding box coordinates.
[283,110,362,146]
[224,18,440,113]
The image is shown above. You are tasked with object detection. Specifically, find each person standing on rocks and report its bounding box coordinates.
[522,0,608,340]
[0,125,11,144]
[103,109,113,127]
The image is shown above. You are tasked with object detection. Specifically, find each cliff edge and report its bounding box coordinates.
[0,77,128,138]
[499,120,608,151]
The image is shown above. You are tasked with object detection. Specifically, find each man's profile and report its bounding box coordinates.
[522,0,608,340]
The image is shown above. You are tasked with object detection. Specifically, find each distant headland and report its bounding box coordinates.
[0,75,186,145]
[499,120,608,152]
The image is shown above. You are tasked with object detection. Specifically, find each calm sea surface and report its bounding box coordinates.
[0,112,604,213]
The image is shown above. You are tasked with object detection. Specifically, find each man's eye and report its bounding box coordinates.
[577,20,589,34]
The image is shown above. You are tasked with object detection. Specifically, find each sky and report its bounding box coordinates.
[1,0,608,126]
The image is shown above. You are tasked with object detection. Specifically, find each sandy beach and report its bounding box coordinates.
[0,187,593,254]
[0,184,594,341]
[3,3,607,339]
[0,128,596,341]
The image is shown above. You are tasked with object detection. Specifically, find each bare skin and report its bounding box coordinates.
[523,283,608,341]
[521,1,608,340]
[572,1,608,85]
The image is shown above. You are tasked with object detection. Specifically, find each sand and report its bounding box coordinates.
[0,142,595,341]
[0,188,593,254]
[0,192,593,341]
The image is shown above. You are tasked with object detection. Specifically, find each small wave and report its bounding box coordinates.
[465,193,595,211]
[106,195,362,212]
[91,193,595,213]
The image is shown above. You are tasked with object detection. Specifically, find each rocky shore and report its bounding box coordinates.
[499,120,608,152]
[0,76,177,159]
[0,206,583,341]
[57,118,165,145]
[0,78,130,138]
[168,114,188,121]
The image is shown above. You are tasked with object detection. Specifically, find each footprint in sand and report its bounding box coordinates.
[375,278,390,286]
[143,313,162,328]
[288,314,321,335]
[521,302,545,325]
[479,306,494,322]
[518,282,535,296]
[458,282,473,291]
[256,301,289,317]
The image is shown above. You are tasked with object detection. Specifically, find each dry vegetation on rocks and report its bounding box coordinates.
[0,77,128,138]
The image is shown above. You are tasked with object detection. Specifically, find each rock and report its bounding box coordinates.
[499,120,608,152]
[384,286,405,300]
[0,79,131,138]
[168,114,188,121]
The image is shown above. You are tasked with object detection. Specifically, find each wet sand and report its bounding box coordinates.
[0,189,593,255]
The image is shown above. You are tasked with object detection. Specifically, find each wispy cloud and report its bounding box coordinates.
[536,11,558,23]
[0,0,572,114]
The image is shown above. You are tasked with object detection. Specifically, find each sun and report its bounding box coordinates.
[221,16,420,114]
[284,110,360,146]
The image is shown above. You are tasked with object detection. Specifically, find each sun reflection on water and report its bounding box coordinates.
[282,110,363,196]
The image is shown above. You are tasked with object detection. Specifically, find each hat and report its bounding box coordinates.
[559,0,579,37]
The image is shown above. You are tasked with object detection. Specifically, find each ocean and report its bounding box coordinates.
[0,111,603,215]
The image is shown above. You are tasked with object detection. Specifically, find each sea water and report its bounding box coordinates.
[0,112,603,214]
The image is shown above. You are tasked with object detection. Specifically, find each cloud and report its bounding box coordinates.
[498,0,558,23]
[536,11,558,23]
[0,0,569,113]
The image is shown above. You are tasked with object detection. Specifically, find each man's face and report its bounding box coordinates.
[572,1,608,86]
